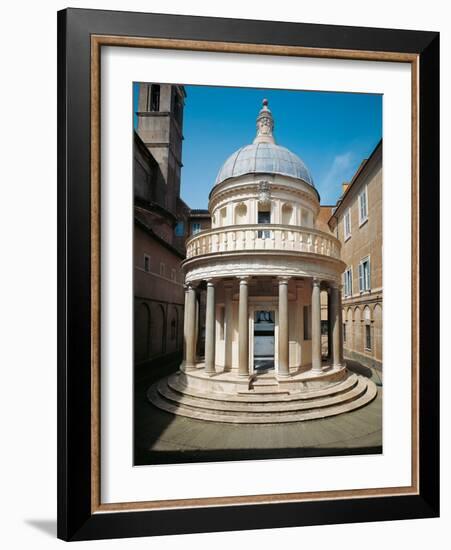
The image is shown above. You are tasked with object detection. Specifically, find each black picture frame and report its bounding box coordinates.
[57,7,439,541]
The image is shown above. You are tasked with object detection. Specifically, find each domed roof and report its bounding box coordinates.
[215,142,314,186]
[214,99,314,188]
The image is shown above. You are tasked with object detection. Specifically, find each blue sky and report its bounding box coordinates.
[134,84,382,208]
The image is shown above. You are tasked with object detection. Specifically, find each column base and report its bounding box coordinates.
[311,367,324,375]
[183,363,198,371]
[204,365,216,376]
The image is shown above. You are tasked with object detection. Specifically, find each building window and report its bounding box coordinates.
[171,319,176,340]
[257,209,271,238]
[174,221,185,237]
[343,267,353,297]
[191,222,201,235]
[343,323,347,343]
[143,254,150,272]
[358,257,371,292]
[365,324,372,350]
[160,262,165,277]
[303,305,312,340]
[359,186,368,225]
[148,84,160,112]
[170,268,176,281]
[344,208,352,240]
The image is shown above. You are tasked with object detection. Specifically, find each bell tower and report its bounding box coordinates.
[136,83,186,214]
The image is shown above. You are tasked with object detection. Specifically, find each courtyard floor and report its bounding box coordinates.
[134,358,382,466]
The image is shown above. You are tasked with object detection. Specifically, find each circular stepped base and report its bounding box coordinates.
[147,369,378,424]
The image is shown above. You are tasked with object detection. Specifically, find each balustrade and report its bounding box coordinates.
[185,224,341,261]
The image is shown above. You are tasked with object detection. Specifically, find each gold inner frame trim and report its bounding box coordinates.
[90,34,420,514]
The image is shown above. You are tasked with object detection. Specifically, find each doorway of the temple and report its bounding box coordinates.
[253,310,275,372]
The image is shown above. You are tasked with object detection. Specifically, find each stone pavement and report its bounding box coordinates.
[134,359,382,466]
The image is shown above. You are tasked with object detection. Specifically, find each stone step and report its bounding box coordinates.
[168,372,359,404]
[148,379,378,424]
[156,377,368,414]
[249,379,280,387]
[238,388,290,395]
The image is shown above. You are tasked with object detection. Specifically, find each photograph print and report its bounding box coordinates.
[133,83,383,466]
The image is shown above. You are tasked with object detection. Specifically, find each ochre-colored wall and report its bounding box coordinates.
[331,145,383,370]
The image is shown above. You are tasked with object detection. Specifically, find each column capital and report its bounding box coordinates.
[205,278,216,287]
[312,277,321,288]
[277,276,291,284]
[237,275,251,285]
[185,281,201,291]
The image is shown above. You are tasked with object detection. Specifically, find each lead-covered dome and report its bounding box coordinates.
[215,142,314,186]
[214,99,314,188]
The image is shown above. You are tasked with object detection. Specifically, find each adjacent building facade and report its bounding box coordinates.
[133,84,187,366]
[328,141,383,371]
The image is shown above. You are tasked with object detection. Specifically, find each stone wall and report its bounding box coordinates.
[134,224,185,365]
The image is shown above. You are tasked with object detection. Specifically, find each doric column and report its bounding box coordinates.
[224,281,234,370]
[327,287,333,360]
[337,285,344,365]
[238,276,250,377]
[278,277,290,377]
[330,283,344,368]
[311,277,322,373]
[330,284,339,367]
[195,291,200,358]
[183,285,189,363]
[185,283,197,368]
[204,280,216,374]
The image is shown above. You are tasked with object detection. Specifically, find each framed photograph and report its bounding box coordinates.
[57,8,439,541]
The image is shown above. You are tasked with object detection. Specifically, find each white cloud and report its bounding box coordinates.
[318,151,357,203]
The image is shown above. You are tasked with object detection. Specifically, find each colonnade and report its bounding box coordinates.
[183,276,344,377]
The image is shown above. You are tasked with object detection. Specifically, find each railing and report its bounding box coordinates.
[185,224,341,261]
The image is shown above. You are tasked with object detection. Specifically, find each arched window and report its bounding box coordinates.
[134,302,151,362]
[151,304,166,356]
[354,307,362,351]
[363,306,372,352]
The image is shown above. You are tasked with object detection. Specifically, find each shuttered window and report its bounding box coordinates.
[359,186,368,225]
[343,267,353,297]
[344,208,351,240]
[359,257,371,292]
